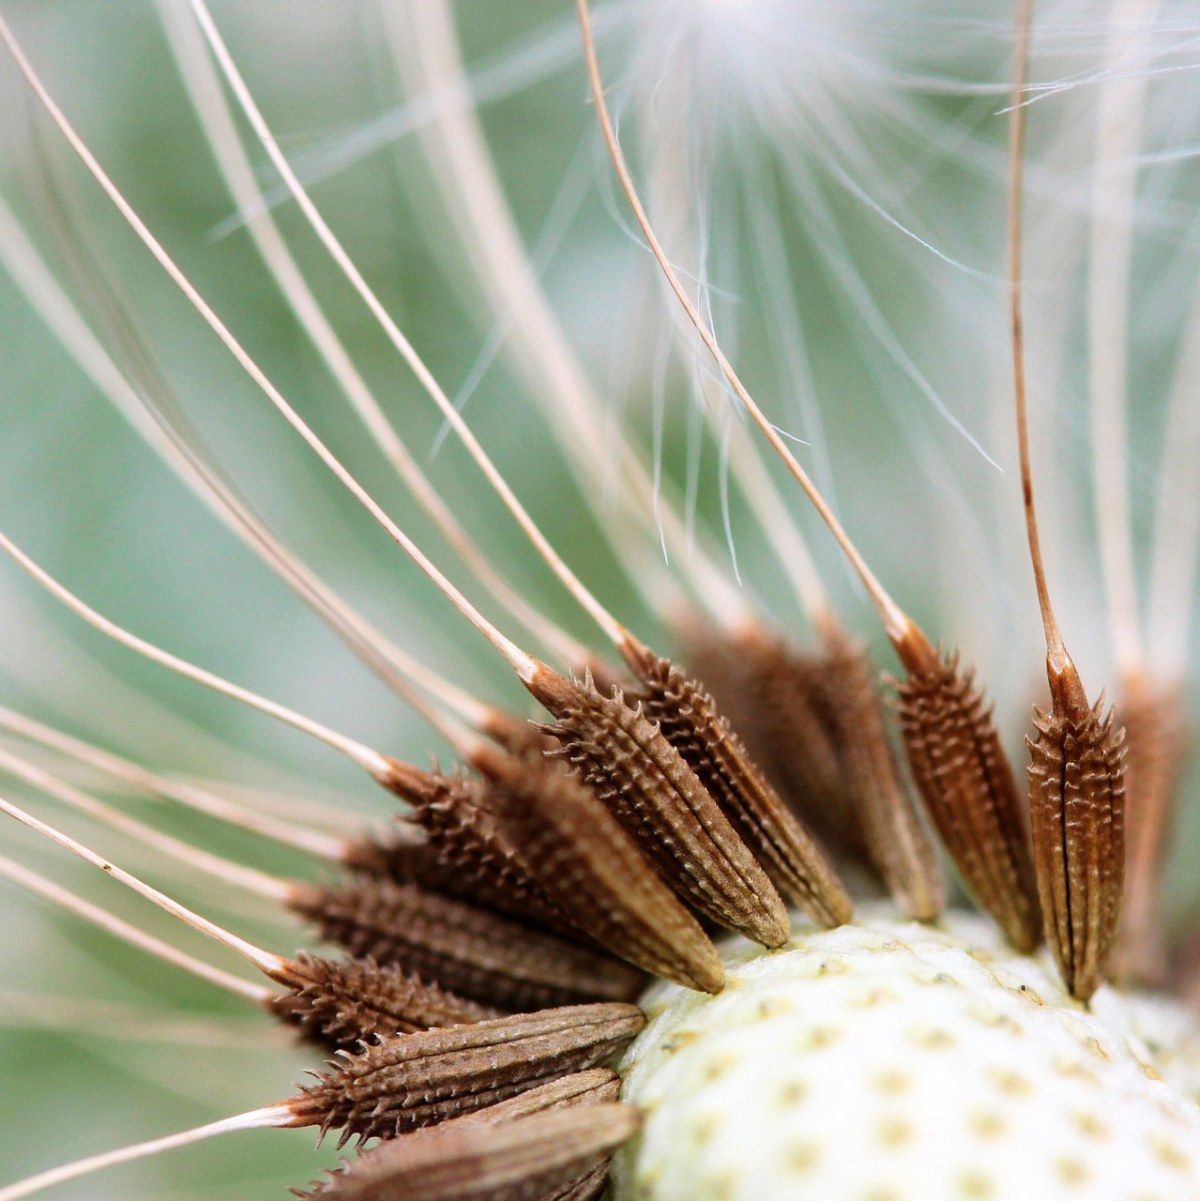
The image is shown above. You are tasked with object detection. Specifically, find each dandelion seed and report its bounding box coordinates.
[3,3,1200,1199]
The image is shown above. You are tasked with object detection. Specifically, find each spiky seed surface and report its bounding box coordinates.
[291,1003,644,1144]
[478,744,725,994]
[266,953,499,1047]
[896,653,1042,951]
[612,905,1200,1201]
[808,623,944,921]
[684,626,866,864]
[1028,697,1126,1002]
[381,761,568,931]
[290,876,644,1011]
[297,1072,622,1199]
[526,666,790,947]
[297,1102,640,1201]
[624,636,853,928]
[1114,679,1189,987]
[443,1068,623,1124]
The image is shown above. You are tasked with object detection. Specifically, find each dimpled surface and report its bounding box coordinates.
[612,905,1200,1201]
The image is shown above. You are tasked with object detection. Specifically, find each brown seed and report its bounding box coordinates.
[288,1003,645,1144]
[1111,675,1189,987]
[266,953,499,1047]
[623,634,852,928]
[894,642,1041,952]
[295,1101,639,1200]
[1027,676,1126,1002]
[290,876,644,1011]
[551,1163,615,1201]
[444,1068,623,1124]
[379,760,570,932]
[683,623,869,866]
[476,742,724,993]
[525,663,790,947]
[808,622,944,921]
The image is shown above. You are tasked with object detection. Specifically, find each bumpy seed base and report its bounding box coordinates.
[612,904,1200,1201]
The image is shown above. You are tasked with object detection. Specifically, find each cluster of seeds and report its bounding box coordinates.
[0,2,1198,1200]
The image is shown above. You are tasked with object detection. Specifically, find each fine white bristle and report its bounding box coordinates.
[0,1107,292,1201]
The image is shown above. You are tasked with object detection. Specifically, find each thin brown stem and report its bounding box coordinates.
[575,0,912,649]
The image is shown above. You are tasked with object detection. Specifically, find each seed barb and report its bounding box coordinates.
[576,0,1034,949]
[1007,0,1126,1001]
[683,624,866,864]
[266,954,500,1047]
[295,1101,640,1201]
[622,634,852,928]
[380,759,570,932]
[894,635,1041,950]
[291,875,645,1011]
[1111,675,1189,986]
[290,1003,644,1145]
[524,661,790,948]
[443,1069,623,1124]
[807,622,944,921]
[0,798,503,1048]
[1027,681,1126,1001]
[475,743,725,994]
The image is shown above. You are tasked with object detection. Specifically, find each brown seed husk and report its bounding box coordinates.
[445,1068,623,1124]
[475,743,724,993]
[295,1101,639,1201]
[623,635,852,928]
[1027,692,1126,1002]
[683,624,869,865]
[525,663,789,947]
[552,1163,614,1201]
[896,650,1042,951]
[288,1003,644,1144]
[290,876,644,1011]
[266,953,499,1047]
[1111,676,1189,987]
[808,623,944,920]
[378,761,570,932]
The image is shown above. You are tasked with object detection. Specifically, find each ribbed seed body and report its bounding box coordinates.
[625,637,851,928]
[683,626,865,864]
[478,744,724,993]
[381,762,568,931]
[526,666,789,947]
[1113,678,1188,986]
[810,624,943,920]
[1028,698,1126,1001]
[443,1069,623,1123]
[297,1102,639,1201]
[291,876,644,1011]
[267,953,499,1047]
[290,1004,645,1144]
[896,653,1041,951]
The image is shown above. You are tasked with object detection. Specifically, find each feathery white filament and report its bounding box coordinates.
[1088,0,1157,677]
[0,797,287,981]
[0,707,347,861]
[0,529,395,781]
[155,0,591,671]
[0,854,269,1003]
[0,12,537,682]
[0,1107,293,1201]
[184,0,634,652]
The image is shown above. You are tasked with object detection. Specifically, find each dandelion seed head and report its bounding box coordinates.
[616,905,1200,1200]
[1,1,1200,1198]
